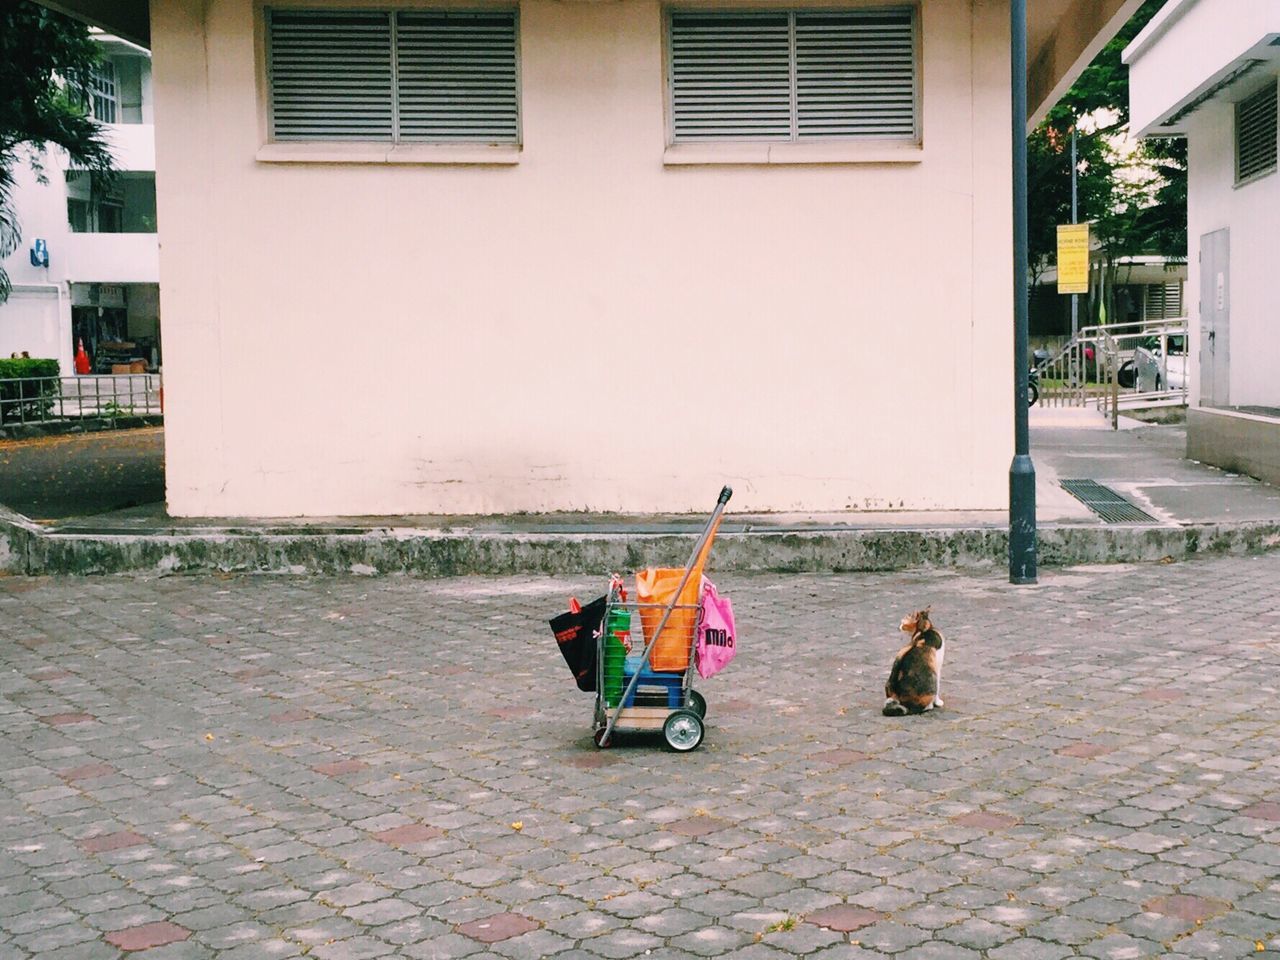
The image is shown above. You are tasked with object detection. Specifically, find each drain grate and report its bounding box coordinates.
[1060,479,1158,524]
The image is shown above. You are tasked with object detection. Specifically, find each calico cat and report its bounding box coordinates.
[882,607,945,716]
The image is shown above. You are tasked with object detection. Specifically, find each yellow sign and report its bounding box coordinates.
[1057,223,1090,294]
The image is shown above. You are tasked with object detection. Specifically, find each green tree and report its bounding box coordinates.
[1027,122,1114,289]
[1,1,114,303]
[1139,137,1188,257]
[1030,0,1188,330]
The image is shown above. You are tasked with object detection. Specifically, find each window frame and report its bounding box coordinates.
[95,201,124,234]
[663,3,920,147]
[66,172,151,234]
[1235,79,1277,187]
[67,198,91,233]
[263,5,522,148]
[89,61,119,124]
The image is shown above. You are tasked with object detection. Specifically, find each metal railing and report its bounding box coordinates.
[1097,330,1121,430]
[0,374,162,427]
[1034,317,1189,422]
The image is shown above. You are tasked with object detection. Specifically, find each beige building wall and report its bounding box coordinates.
[151,0,1013,517]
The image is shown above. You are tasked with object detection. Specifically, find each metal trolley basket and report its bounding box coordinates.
[592,486,732,752]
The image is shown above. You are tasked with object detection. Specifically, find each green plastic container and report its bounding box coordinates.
[602,606,631,707]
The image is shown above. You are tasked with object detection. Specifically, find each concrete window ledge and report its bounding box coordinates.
[663,141,925,166]
[255,143,522,165]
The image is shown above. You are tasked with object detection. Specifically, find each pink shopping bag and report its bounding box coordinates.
[695,579,737,679]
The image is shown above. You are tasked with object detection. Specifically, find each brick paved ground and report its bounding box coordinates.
[2,555,1279,959]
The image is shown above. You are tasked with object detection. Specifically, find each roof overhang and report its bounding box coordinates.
[1124,0,1280,137]
[36,0,1130,124]
[35,0,149,49]
[1027,0,1146,130]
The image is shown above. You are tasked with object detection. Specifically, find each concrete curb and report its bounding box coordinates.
[2,510,1279,576]
[0,415,163,441]
[0,505,43,575]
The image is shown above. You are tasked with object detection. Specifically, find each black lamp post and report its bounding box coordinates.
[1009,0,1037,584]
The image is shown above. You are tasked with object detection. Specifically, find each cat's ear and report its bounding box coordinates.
[916,607,932,629]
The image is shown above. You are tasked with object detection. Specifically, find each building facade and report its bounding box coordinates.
[36,0,1139,517]
[0,34,160,375]
[1032,255,1186,339]
[1126,0,1280,485]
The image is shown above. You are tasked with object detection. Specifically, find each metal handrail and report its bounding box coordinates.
[0,374,162,428]
[1033,317,1189,417]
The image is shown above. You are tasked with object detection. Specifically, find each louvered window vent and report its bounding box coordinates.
[268,8,519,144]
[1144,280,1183,320]
[668,7,917,143]
[1236,80,1277,184]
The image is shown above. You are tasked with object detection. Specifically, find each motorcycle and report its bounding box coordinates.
[1027,348,1049,407]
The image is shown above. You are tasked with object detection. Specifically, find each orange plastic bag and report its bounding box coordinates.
[636,567,701,672]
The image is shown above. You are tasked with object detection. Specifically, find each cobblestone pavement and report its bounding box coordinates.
[2,554,1279,959]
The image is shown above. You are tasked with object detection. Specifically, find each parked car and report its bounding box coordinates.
[1118,358,1137,388]
[1158,336,1188,389]
[1133,335,1188,391]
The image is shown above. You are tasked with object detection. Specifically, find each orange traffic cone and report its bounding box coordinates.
[74,339,91,375]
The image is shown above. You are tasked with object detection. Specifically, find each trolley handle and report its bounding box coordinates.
[718,485,733,506]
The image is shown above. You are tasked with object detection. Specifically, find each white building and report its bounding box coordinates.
[37,0,1140,518]
[0,33,161,375]
[1033,255,1186,338]
[1126,0,1280,485]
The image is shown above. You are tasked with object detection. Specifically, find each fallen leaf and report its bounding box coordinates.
[510,821,523,832]
[204,733,214,741]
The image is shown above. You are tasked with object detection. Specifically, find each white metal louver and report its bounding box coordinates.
[269,10,395,141]
[1145,281,1183,320]
[795,10,915,139]
[396,12,519,143]
[267,8,519,144]
[669,7,916,143]
[1236,81,1277,183]
[669,13,792,141]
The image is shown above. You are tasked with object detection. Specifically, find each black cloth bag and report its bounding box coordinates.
[549,596,607,692]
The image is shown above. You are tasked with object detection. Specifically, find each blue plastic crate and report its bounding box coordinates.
[621,664,685,709]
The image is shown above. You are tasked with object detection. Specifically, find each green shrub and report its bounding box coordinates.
[0,358,61,424]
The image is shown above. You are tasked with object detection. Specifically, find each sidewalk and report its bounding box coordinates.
[2,556,1278,958]
[1,409,1278,576]
[1031,407,1280,525]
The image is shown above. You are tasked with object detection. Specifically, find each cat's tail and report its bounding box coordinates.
[882,699,908,717]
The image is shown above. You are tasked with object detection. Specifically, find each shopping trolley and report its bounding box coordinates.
[591,485,732,751]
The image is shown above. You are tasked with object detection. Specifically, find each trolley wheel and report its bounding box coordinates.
[687,689,707,719]
[663,710,704,752]
[593,728,612,749]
